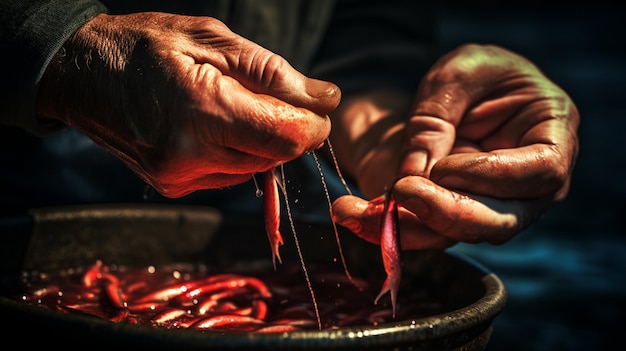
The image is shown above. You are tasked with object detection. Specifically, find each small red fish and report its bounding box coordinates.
[172,275,271,304]
[264,168,284,270]
[82,260,103,288]
[374,186,401,318]
[101,273,126,309]
[190,314,265,330]
[152,308,188,325]
[134,281,196,303]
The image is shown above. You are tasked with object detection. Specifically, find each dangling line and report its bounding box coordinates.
[325,138,352,196]
[312,149,362,290]
[278,163,322,330]
[251,173,263,197]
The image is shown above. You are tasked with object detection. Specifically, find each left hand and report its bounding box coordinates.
[331,44,580,250]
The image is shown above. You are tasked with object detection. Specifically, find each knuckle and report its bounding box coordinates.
[253,51,287,90]
[541,146,571,193]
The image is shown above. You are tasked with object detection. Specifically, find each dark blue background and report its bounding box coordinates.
[438,2,626,350]
[1,2,624,350]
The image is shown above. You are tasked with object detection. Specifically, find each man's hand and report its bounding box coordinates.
[331,44,579,249]
[37,13,340,197]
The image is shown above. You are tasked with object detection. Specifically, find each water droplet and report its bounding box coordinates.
[255,189,263,197]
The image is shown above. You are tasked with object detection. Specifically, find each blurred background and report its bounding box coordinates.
[1,2,624,350]
[438,1,626,350]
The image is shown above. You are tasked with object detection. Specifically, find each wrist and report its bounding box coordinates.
[35,14,119,125]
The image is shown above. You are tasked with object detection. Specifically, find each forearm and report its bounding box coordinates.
[0,0,106,136]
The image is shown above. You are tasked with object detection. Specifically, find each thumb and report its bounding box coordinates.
[204,21,341,116]
[230,47,341,115]
[233,51,341,116]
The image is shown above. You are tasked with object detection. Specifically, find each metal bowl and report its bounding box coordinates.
[0,204,506,350]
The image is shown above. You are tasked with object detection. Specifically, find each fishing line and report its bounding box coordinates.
[277,163,322,330]
[251,174,263,197]
[325,138,352,195]
[311,149,362,290]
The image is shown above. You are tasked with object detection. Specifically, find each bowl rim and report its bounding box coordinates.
[1,253,506,349]
[1,204,507,349]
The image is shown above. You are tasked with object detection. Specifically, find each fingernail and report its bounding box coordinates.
[305,79,338,99]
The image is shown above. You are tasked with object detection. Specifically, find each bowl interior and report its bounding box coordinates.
[0,204,506,350]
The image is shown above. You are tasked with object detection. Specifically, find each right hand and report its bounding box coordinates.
[36,12,340,197]
[331,44,579,250]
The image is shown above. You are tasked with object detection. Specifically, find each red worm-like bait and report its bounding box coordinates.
[374,186,401,318]
[134,282,197,303]
[172,276,271,304]
[82,260,103,288]
[152,308,188,325]
[190,314,265,330]
[264,168,284,270]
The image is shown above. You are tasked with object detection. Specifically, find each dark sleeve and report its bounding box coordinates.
[0,0,107,136]
[310,0,439,96]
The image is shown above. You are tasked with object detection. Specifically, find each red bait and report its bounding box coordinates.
[374,186,401,318]
[263,168,284,270]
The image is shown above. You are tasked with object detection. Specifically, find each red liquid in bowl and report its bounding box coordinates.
[16,260,444,332]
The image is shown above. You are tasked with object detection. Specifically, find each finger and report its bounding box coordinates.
[210,74,332,161]
[191,19,341,116]
[228,52,341,116]
[400,115,456,177]
[430,145,570,199]
[129,140,281,197]
[155,173,254,198]
[331,195,456,250]
[400,72,471,178]
[230,50,341,116]
[400,44,528,178]
[392,176,551,244]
